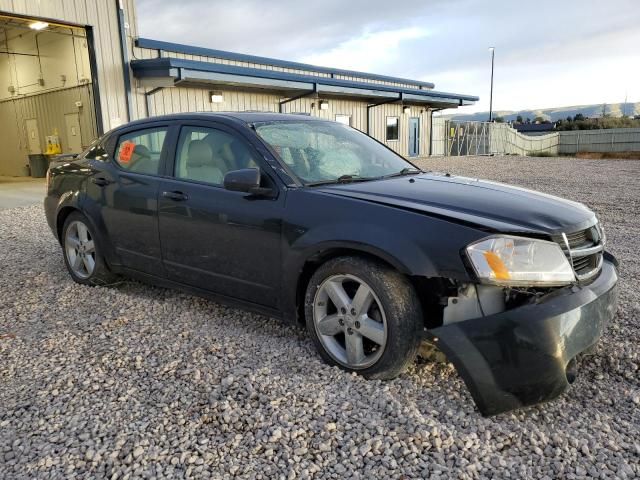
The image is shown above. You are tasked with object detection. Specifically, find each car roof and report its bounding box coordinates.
[110,111,321,133]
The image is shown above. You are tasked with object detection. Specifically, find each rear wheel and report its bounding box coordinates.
[304,256,423,379]
[62,212,117,286]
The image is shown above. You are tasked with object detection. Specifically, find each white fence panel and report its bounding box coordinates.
[430,117,446,156]
[559,128,640,154]
[429,122,640,157]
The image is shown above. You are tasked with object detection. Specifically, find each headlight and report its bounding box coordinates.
[465,235,575,286]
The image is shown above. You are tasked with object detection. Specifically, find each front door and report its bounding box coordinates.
[25,119,42,154]
[158,123,283,308]
[408,117,420,157]
[64,113,83,154]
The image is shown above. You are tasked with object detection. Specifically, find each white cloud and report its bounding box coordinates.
[135,0,640,112]
[301,27,430,73]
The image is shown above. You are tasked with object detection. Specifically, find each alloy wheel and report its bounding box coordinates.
[313,274,388,369]
[65,220,96,279]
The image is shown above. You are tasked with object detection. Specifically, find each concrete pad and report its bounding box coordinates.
[0,176,46,210]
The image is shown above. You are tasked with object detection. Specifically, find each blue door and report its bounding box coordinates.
[408,117,420,157]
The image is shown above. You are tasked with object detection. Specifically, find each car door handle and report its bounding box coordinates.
[162,191,189,201]
[91,177,112,186]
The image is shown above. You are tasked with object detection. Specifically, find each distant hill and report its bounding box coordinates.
[446,102,640,122]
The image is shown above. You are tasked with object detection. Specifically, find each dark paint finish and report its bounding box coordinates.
[431,259,618,416]
[318,174,596,234]
[44,113,618,415]
[85,163,164,276]
[158,178,283,308]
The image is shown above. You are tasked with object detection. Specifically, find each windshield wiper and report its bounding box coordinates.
[306,174,377,186]
[381,167,423,179]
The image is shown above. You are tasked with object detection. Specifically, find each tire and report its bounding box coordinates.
[61,211,117,286]
[304,256,423,380]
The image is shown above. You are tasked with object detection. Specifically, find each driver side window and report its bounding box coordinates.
[174,126,257,186]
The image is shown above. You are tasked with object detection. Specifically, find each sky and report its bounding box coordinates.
[136,0,640,114]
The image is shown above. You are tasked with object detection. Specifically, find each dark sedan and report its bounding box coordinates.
[45,112,618,415]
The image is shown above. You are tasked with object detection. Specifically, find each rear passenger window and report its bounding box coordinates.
[174,126,257,186]
[115,128,168,175]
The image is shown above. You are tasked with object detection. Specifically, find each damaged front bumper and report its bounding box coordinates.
[428,254,619,416]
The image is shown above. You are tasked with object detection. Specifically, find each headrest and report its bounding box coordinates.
[132,144,151,160]
[187,140,213,168]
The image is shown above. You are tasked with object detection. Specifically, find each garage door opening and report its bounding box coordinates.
[0,14,99,178]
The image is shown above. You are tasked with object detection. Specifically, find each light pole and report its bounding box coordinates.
[488,47,495,122]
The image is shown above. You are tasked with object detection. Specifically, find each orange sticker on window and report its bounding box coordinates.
[119,141,136,163]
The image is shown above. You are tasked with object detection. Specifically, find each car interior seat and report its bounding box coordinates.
[129,144,155,174]
[185,139,223,185]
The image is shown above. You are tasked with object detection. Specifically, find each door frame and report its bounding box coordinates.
[408,116,420,157]
[0,10,103,136]
[64,113,83,154]
[24,118,42,155]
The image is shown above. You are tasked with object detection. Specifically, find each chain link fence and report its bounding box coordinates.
[430,119,558,156]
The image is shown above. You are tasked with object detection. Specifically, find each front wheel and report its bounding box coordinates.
[304,256,423,379]
[62,212,117,286]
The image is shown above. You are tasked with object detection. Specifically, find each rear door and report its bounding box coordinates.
[157,121,284,308]
[84,123,174,276]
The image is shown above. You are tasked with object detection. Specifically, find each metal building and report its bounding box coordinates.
[0,0,477,177]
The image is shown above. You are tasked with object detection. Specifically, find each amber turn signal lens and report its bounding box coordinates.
[483,251,511,280]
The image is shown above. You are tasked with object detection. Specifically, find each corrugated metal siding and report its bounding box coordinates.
[0,0,440,174]
[147,87,280,117]
[144,84,432,157]
[0,0,129,131]
[118,3,434,156]
[367,103,431,157]
[0,99,22,175]
[280,96,370,132]
[145,50,426,91]
[0,85,96,175]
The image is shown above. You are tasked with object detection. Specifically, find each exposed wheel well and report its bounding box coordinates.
[56,206,79,243]
[295,248,451,328]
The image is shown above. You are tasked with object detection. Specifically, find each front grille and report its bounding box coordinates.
[552,224,604,282]
[564,229,591,248]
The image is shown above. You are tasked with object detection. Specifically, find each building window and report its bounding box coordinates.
[386,117,399,141]
[335,114,351,126]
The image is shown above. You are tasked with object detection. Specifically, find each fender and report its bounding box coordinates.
[76,186,122,269]
[48,180,121,269]
[280,222,445,323]
[286,221,437,277]
[45,189,81,240]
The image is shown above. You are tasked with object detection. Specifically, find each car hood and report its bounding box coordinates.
[315,173,596,234]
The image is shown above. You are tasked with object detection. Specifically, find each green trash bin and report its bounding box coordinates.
[28,154,49,178]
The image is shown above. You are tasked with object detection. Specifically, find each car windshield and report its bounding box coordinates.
[254,120,419,185]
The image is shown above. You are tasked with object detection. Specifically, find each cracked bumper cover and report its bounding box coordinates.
[429,254,619,416]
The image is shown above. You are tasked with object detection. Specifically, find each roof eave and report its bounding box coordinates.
[131,58,478,107]
[135,37,436,90]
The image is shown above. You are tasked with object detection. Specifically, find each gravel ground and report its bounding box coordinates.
[1,155,639,479]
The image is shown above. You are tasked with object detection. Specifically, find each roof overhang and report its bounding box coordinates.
[131,57,478,108]
[136,37,436,90]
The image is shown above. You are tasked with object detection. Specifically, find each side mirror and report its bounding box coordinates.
[223,168,273,196]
